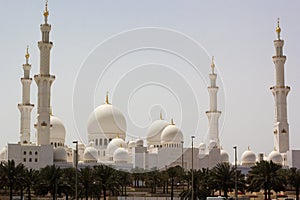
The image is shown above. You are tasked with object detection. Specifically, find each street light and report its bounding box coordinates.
[73,140,78,200]
[233,146,238,200]
[181,141,184,168]
[191,136,195,200]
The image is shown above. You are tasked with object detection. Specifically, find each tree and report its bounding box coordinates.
[247,161,286,200]
[180,168,212,200]
[167,165,184,200]
[93,165,120,200]
[117,170,132,196]
[287,167,300,200]
[210,163,237,198]
[61,167,75,200]
[79,167,94,200]
[0,160,26,200]
[35,165,63,200]
[23,168,39,200]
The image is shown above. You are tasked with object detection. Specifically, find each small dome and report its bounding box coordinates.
[146,119,169,145]
[241,148,256,165]
[87,103,127,140]
[136,139,143,147]
[221,149,229,163]
[199,142,206,151]
[208,140,217,150]
[128,140,136,148]
[53,147,67,162]
[161,124,183,144]
[106,137,126,156]
[113,147,129,163]
[268,150,283,165]
[83,146,98,163]
[50,115,66,144]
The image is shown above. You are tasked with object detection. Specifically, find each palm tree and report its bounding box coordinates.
[287,167,300,200]
[180,168,212,200]
[61,167,75,200]
[36,165,63,200]
[0,160,26,200]
[145,170,161,193]
[117,170,132,196]
[93,165,120,200]
[23,168,39,200]
[247,160,286,200]
[210,163,243,198]
[79,167,94,200]
[167,165,184,200]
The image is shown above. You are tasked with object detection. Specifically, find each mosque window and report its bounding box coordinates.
[104,139,107,145]
[55,143,57,147]
[35,151,38,155]
[23,151,26,155]
[95,139,98,146]
[109,138,112,142]
[29,158,32,162]
[29,151,32,155]
[100,139,102,146]
[23,158,26,162]
[103,151,105,156]
[35,158,38,162]
[51,142,53,145]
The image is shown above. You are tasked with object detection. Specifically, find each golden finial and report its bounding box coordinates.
[105,91,110,104]
[170,118,175,125]
[43,0,49,18]
[276,18,281,40]
[159,111,163,120]
[25,46,30,60]
[211,56,215,74]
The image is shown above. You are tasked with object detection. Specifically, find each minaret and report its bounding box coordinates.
[18,47,34,144]
[34,1,55,145]
[270,19,290,153]
[206,57,221,147]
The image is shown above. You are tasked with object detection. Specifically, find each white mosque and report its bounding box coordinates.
[0,4,299,172]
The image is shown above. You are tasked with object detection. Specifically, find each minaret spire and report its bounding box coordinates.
[276,18,281,40]
[206,56,221,147]
[34,2,55,145]
[271,19,290,153]
[18,46,34,144]
[211,56,215,74]
[43,0,49,24]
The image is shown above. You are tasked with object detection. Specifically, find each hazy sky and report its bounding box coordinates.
[0,1,299,162]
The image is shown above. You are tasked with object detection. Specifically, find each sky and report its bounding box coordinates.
[0,1,299,163]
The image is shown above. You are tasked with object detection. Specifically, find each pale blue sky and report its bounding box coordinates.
[0,1,299,162]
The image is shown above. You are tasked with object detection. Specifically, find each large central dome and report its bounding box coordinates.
[87,96,127,141]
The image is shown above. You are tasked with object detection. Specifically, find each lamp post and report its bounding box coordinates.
[191,135,195,200]
[181,141,184,168]
[233,146,238,200]
[73,140,78,200]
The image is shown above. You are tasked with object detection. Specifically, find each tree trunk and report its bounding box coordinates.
[103,187,107,200]
[171,178,174,200]
[20,188,23,200]
[268,188,271,200]
[264,188,267,200]
[28,186,31,200]
[9,185,13,200]
[296,187,299,200]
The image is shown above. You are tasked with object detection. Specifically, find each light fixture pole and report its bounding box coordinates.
[191,136,195,200]
[233,146,238,200]
[73,140,78,200]
[181,140,184,168]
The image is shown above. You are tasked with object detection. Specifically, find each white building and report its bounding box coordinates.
[0,4,299,172]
